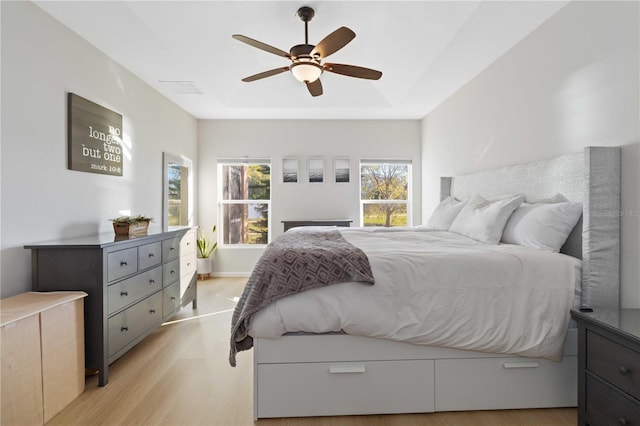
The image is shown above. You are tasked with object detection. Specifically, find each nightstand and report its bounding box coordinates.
[571,308,640,426]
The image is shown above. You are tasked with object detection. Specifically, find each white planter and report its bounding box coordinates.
[196,257,213,275]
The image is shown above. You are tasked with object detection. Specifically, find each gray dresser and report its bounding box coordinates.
[26,227,197,386]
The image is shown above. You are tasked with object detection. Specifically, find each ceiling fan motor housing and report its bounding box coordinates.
[290,44,316,60]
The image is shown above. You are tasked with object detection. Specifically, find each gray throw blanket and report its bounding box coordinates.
[229,228,374,366]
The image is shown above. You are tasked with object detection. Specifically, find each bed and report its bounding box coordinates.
[231,146,620,419]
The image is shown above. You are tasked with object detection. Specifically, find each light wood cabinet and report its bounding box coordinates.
[26,227,197,387]
[1,291,87,425]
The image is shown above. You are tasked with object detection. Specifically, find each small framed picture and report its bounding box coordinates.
[308,158,324,183]
[282,158,299,183]
[334,158,350,183]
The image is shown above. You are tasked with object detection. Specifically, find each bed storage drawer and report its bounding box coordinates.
[256,360,434,418]
[435,355,577,411]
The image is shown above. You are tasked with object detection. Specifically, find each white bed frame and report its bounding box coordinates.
[252,146,621,419]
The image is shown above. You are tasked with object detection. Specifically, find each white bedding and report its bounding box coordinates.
[248,227,581,361]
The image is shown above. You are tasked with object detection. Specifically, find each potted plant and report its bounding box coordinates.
[196,225,217,278]
[110,214,153,236]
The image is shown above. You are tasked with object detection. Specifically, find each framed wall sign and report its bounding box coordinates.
[68,93,123,176]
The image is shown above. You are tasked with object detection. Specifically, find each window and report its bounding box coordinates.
[218,159,271,245]
[360,159,411,227]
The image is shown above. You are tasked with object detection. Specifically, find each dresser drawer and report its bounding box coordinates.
[162,237,180,261]
[435,356,577,411]
[181,274,196,306]
[256,360,434,418]
[163,282,180,319]
[586,374,640,426]
[107,266,163,315]
[587,330,640,400]
[108,292,162,357]
[163,259,180,287]
[180,230,196,255]
[138,242,162,270]
[180,252,196,279]
[107,247,138,282]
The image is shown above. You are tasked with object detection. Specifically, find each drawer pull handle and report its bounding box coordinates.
[187,263,191,267]
[120,291,128,297]
[502,362,539,369]
[170,247,175,251]
[619,418,630,426]
[618,366,631,375]
[149,279,155,284]
[329,365,366,374]
[120,261,128,267]
[149,253,155,258]
[171,270,176,274]
[149,309,156,314]
[121,326,129,332]
[171,296,176,301]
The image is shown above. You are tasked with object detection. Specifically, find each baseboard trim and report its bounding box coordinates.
[212,272,250,278]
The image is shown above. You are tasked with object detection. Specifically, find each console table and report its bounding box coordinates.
[25,227,197,386]
[282,219,353,232]
[571,308,640,426]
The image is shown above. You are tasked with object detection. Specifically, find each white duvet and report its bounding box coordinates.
[248,227,581,361]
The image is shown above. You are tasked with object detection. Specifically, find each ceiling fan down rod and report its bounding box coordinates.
[297,6,315,45]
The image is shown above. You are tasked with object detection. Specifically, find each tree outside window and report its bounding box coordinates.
[219,161,271,245]
[360,161,411,227]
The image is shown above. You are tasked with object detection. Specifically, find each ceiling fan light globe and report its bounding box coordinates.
[291,62,322,83]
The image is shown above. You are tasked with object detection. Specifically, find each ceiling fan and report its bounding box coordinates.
[232,6,382,97]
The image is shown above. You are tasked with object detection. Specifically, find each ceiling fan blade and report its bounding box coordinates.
[232,34,290,58]
[306,79,323,97]
[323,63,382,80]
[241,67,290,82]
[311,27,355,59]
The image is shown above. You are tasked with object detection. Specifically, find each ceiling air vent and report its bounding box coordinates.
[158,81,203,94]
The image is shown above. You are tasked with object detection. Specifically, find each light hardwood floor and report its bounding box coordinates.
[49,277,577,426]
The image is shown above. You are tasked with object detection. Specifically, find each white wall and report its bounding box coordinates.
[0,2,198,297]
[421,1,639,308]
[199,119,421,275]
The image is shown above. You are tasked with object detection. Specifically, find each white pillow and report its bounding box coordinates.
[449,194,525,244]
[425,197,466,230]
[502,201,583,252]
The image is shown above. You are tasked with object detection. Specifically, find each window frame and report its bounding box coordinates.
[359,159,412,227]
[217,158,272,248]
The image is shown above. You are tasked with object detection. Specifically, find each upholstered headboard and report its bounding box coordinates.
[440,146,621,310]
